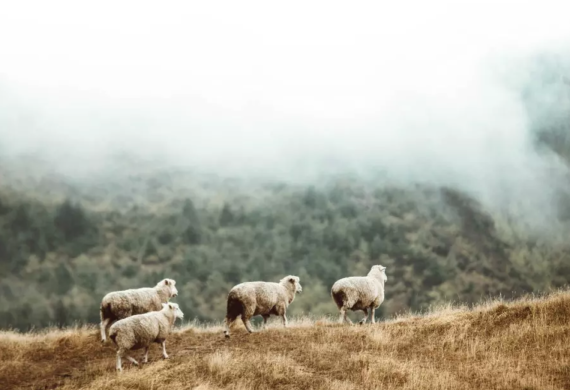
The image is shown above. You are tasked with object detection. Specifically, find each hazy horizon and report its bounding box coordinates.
[1,1,570,231]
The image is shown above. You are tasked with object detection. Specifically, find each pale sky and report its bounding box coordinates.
[0,0,570,227]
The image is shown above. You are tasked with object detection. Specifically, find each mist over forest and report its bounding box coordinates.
[1,1,570,329]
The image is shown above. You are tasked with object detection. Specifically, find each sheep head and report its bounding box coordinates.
[162,302,184,320]
[281,275,302,293]
[157,278,179,298]
[369,265,388,282]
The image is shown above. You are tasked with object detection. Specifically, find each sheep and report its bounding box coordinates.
[100,278,179,343]
[331,265,387,325]
[223,275,302,338]
[109,302,184,371]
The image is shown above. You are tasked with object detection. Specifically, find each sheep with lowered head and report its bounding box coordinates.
[100,278,178,343]
[331,265,387,325]
[224,275,302,338]
[109,302,184,371]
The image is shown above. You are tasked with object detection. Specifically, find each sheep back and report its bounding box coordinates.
[101,288,163,322]
[227,282,287,317]
[109,311,171,351]
[331,276,383,311]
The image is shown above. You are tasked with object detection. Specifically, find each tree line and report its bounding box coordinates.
[1,178,569,330]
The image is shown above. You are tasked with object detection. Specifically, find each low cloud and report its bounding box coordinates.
[0,1,569,231]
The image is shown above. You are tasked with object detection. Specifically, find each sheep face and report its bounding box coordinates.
[290,276,303,293]
[371,265,388,282]
[162,302,184,319]
[158,278,179,297]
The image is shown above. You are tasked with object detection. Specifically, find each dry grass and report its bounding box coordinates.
[1,291,570,390]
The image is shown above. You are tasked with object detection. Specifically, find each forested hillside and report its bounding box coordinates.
[1,154,570,330]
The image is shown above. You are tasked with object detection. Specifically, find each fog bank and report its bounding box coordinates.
[1,1,570,229]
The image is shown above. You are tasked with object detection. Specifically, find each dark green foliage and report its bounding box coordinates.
[180,198,202,245]
[54,200,91,240]
[54,264,73,295]
[219,203,234,227]
[1,179,570,331]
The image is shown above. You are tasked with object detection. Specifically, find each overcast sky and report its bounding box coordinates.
[1,1,570,227]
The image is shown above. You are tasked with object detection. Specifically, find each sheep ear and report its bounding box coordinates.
[289,277,295,283]
[164,279,170,286]
[168,303,173,309]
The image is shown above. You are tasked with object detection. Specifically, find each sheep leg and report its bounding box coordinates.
[358,309,369,325]
[224,317,233,339]
[100,318,110,343]
[281,313,288,328]
[345,311,353,324]
[339,307,352,324]
[242,315,255,333]
[116,350,123,371]
[262,315,270,329]
[370,307,376,324]
[143,347,149,363]
[161,341,169,359]
[126,355,139,366]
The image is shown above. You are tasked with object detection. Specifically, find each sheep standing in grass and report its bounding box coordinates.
[109,302,184,371]
[100,279,178,343]
[224,275,302,338]
[331,265,387,325]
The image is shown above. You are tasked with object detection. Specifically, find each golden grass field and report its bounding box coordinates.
[1,291,569,390]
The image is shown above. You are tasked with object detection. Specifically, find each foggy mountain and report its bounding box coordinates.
[1,1,570,329]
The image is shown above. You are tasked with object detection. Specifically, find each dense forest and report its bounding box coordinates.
[1,53,569,330]
[1,158,570,330]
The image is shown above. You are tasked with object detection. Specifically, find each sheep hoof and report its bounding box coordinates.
[163,355,169,360]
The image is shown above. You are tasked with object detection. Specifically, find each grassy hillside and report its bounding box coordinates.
[1,290,569,390]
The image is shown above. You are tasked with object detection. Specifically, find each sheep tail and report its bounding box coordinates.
[226,293,244,321]
[100,302,112,321]
[331,289,347,309]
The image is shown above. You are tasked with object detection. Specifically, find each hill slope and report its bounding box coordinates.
[1,291,569,390]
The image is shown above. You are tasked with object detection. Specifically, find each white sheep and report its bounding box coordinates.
[99,278,179,343]
[223,275,302,338]
[331,265,387,325]
[109,302,184,371]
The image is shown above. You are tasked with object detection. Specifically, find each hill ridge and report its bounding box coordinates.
[1,290,569,390]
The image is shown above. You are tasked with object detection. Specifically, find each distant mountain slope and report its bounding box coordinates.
[1,156,569,330]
